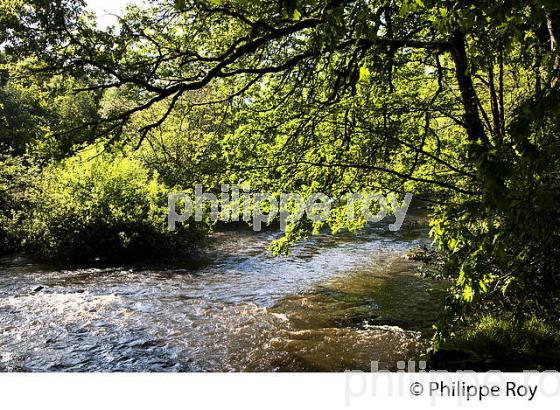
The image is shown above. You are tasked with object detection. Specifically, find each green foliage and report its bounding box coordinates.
[431,316,560,371]
[1,0,560,364]
[16,150,207,262]
[0,73,100,158]
[0,152,34,255]
[429,90,560,336]
[130,90,228,188]
[0,0,88,60]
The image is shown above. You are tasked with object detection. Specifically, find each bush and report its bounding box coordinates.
[0,152,32,255]
[17,151,207,262]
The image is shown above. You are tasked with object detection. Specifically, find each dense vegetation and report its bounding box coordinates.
[1,0,559,368]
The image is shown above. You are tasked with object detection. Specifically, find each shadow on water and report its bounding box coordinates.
[0,208,444,372]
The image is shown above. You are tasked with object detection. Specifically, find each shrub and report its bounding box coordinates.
[0,152,32,255]
[18,151,207,262]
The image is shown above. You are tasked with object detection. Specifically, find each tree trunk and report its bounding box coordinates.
[449,28,489,147]
[546,10,560,89]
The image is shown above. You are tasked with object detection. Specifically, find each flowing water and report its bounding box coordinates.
[0,213,442,372]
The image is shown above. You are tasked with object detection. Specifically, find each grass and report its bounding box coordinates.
[430,316,560,371]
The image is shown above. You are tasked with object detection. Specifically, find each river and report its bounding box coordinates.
[0,212,442,372]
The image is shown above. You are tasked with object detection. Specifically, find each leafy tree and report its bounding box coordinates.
[0,73,100,157]
[2,0,560,355]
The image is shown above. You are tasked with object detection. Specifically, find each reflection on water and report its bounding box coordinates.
[0,214,442,371]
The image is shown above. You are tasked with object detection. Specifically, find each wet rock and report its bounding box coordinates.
[406,246,436,262]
